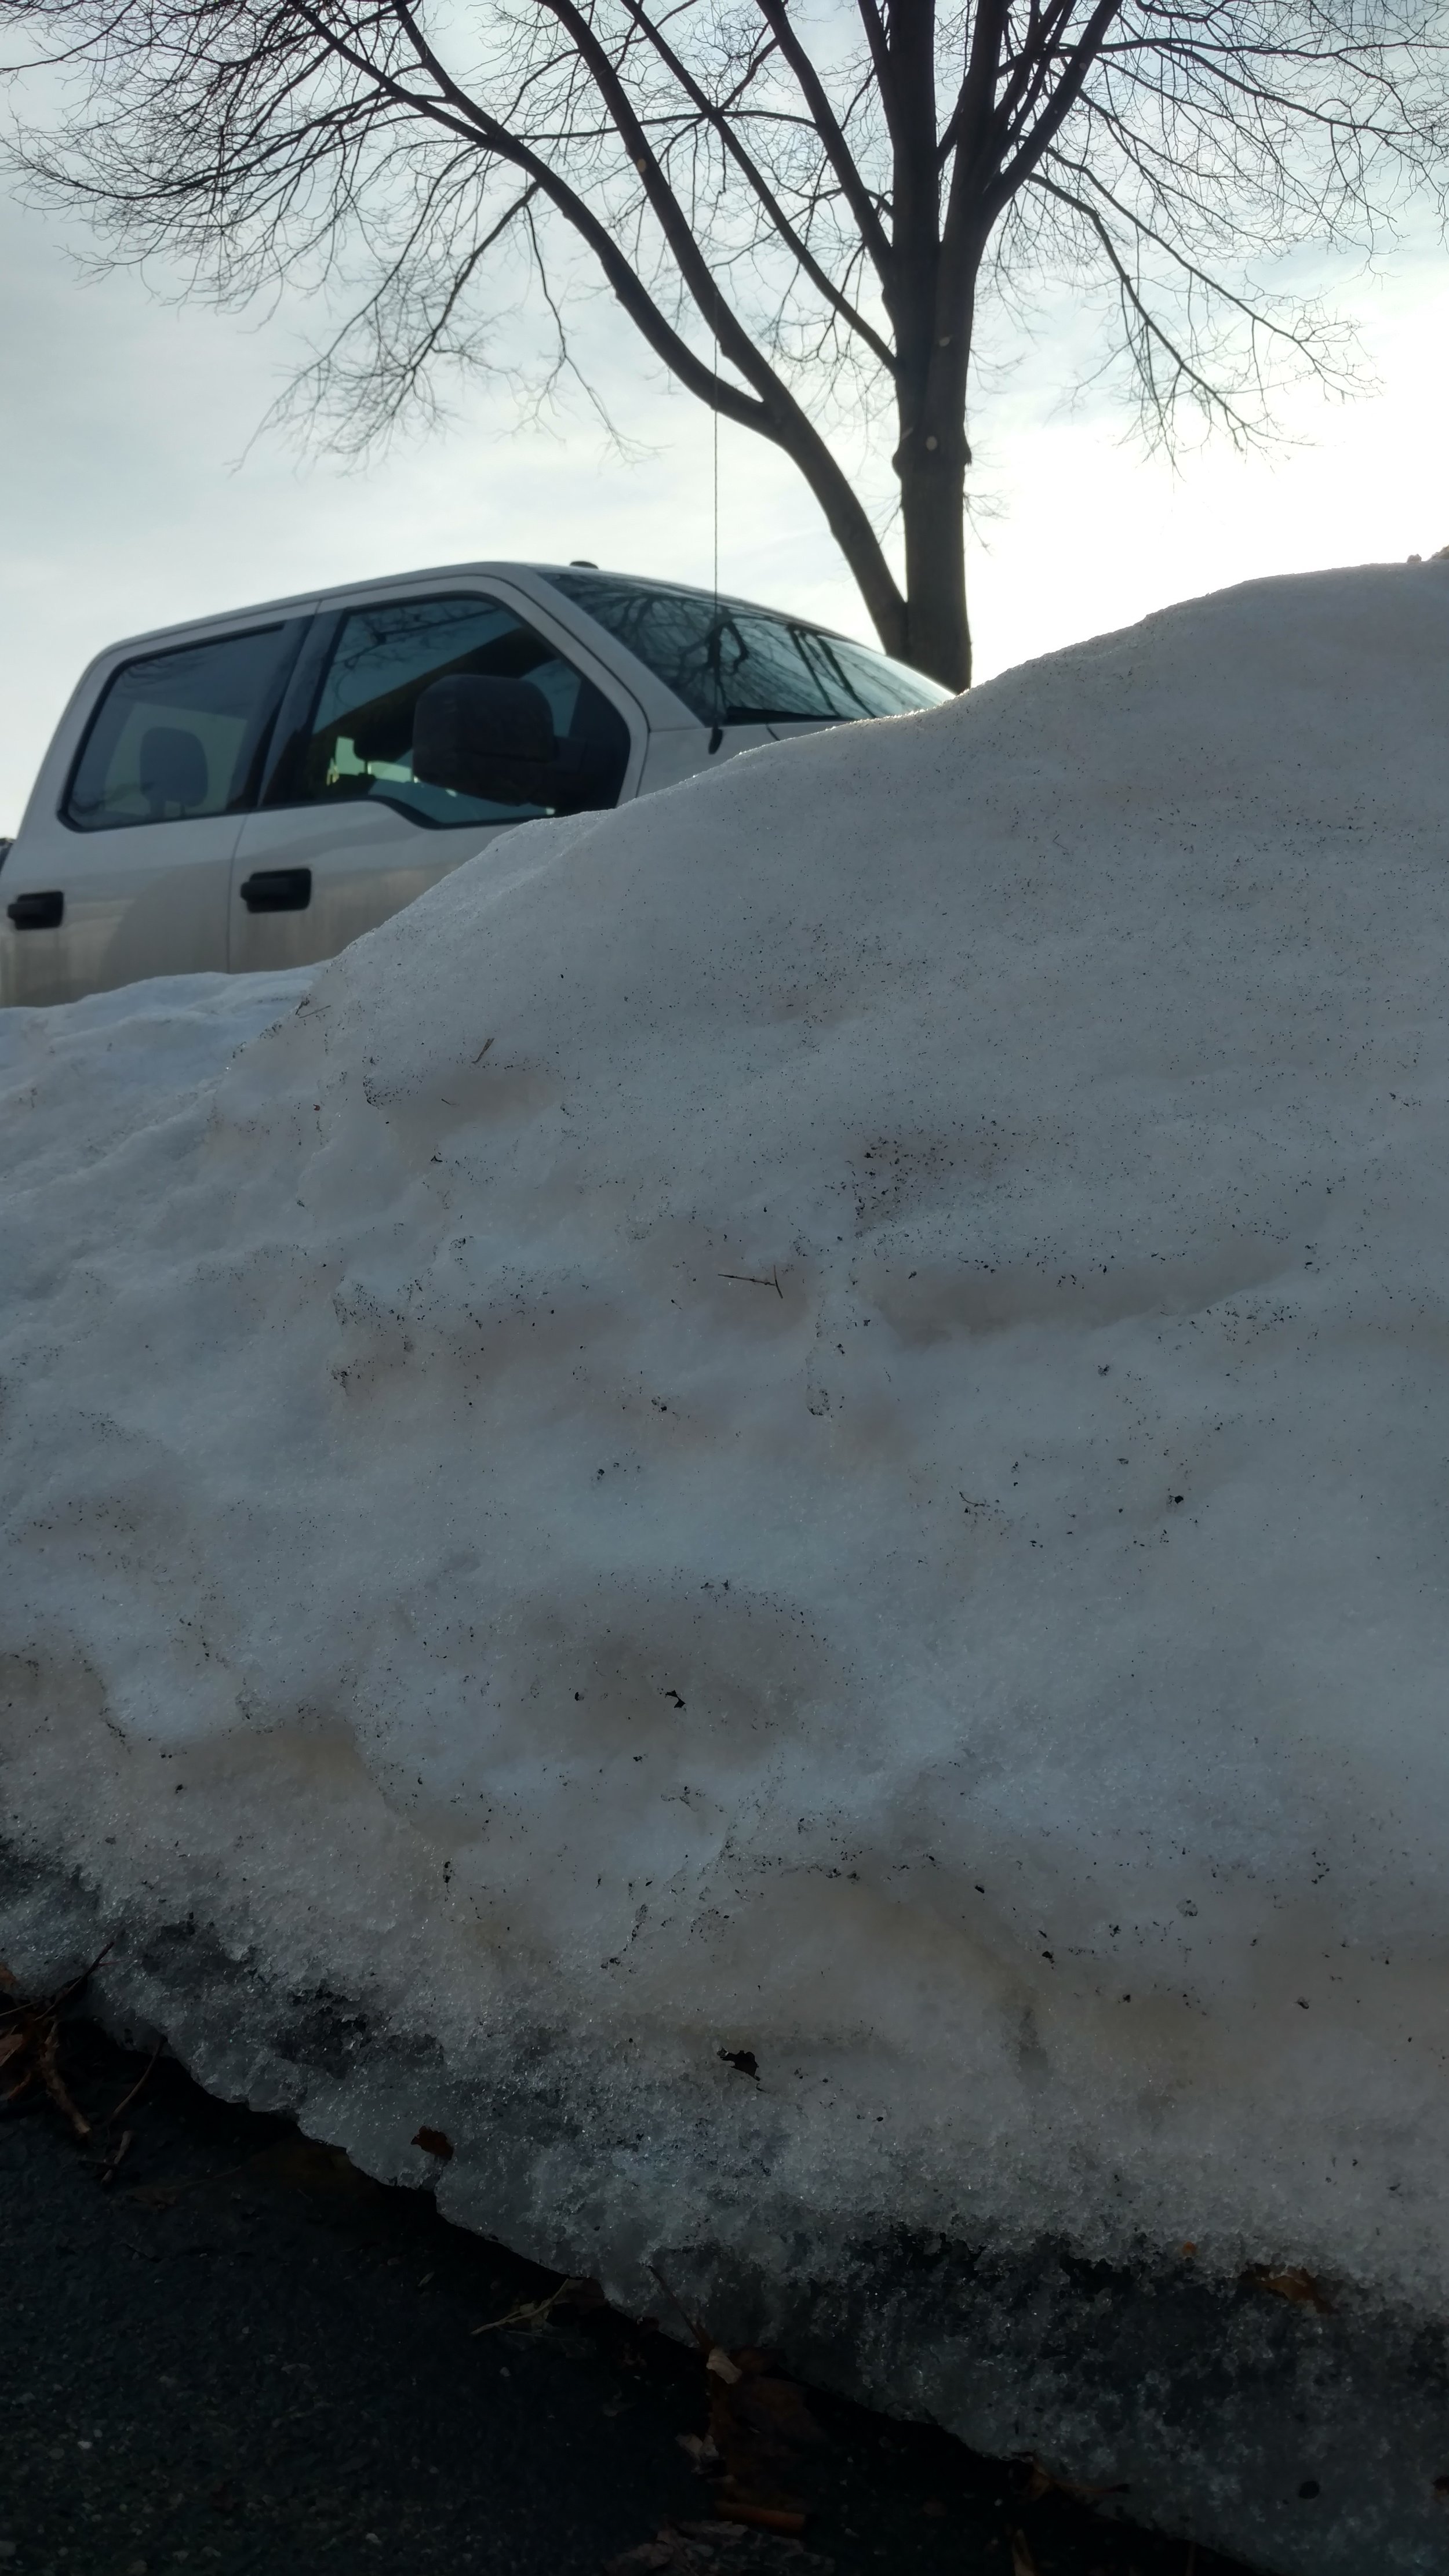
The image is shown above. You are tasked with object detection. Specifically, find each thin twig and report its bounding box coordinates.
[96,2128,134,2186]
[0,1937,118,2028]
[470,2275,582,2334]
[107,2036,164,2129]
[38,2025,90,2138]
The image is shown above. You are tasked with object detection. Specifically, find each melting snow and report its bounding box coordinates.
[5,565,1449,2570]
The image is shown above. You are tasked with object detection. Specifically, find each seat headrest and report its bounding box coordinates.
[139,726,209,816]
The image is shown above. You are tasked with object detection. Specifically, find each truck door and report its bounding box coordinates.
[1,618,308,1009]
[228,587,637,972]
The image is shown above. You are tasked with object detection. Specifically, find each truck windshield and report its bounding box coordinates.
[544,570,951,727]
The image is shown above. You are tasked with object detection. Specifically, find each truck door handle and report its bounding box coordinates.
[6,890,65,930]
[239,867,312,914]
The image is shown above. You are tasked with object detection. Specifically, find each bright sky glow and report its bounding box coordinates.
[2,187,1446,834]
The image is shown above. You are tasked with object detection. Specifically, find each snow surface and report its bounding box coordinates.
[6,564,1449,2566]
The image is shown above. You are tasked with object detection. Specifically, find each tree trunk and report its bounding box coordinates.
[900,443,971,690]
[887,185,975,692]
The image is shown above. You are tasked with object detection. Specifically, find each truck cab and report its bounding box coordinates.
[1,561,948,1007]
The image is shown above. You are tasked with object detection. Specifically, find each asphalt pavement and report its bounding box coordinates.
[1,2014,1256,2576]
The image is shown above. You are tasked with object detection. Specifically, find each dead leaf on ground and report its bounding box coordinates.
[1246,2265,1334,2315]
[648,2268,825,2526]
[725,2366,827,2452]
[0,1948,114,2138]
[707,2348,825,2517]
[715,2505,806,2537]
[678,2434,723,2472]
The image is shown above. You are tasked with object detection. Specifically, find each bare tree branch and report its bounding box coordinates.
[5,0,1448,688]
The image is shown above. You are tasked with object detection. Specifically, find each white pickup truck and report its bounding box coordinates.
[0,559,946,1007]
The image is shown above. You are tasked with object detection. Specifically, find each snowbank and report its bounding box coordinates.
[6,565,1449,2570]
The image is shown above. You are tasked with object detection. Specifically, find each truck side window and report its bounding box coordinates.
[265,593,630,826]
[65,624,300,832]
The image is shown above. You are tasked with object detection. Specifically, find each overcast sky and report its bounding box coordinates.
[3,180,1448,835]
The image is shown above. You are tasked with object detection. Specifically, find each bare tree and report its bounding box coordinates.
[5,0,1448,685]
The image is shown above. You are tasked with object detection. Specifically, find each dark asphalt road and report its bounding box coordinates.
[1,2017,1255,2576]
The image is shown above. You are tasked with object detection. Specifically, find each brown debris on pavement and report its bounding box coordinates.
[649,2267,825,2531]
[1244,2266,1334,2316]
[0,1945,116,2137]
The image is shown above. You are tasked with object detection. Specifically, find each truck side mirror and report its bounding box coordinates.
[412,674,559,807]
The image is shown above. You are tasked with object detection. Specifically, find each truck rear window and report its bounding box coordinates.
[66,624,298,831]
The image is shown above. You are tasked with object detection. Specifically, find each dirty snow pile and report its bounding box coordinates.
[5,563,1449,2564]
